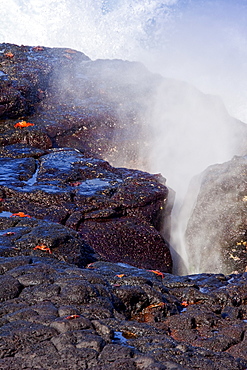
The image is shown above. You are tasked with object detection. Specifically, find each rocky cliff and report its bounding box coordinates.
[0,43,247,369]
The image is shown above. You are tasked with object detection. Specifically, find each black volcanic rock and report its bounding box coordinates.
[0,43,89,119]
[79,217,172,272]
[0,216,97,267]
[185,155,247,274]
[0,258,245,369]
[0,146,172,272]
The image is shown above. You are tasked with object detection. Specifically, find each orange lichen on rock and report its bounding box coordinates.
[33,244,52,254]
[64,54,73,60]
[14,121,35,128]
[11,212,31,218]
[148,269,165,279]
[116,274,125,278]
[181,301,189,307]
[5,52,14,58]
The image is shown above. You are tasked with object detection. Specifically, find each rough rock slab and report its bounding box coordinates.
[0,216,97,267]
[0,257,245,369]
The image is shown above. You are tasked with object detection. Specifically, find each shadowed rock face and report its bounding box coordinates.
[185,155,247,275]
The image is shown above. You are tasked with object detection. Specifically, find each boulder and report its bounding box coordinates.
[185,155,247,274]
[0,146,172,272]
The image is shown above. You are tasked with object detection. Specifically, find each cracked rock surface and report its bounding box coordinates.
[0,258,245,369]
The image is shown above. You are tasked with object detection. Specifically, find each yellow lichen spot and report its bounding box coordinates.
[236,240,247,247]
[229,253,240,261]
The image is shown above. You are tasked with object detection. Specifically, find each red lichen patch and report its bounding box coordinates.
[64,315,80,320]
[32,46,44,51]
[64,54,73,60]
[11,212,31,218]
[148,269,165,279]
[14,121,35,128]
[70,181,82,186]
[133,302,166,323]
[33,244,52,254]
[64,49,77,54]
[2,232,15,236]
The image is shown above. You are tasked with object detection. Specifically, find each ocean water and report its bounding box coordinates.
[1,0,247,274]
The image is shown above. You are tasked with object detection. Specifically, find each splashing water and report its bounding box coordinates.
[1,0,247,274]
[0,0,177,61]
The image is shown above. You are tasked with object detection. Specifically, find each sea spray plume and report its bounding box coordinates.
[52,52,247,276]
[141,0,247,122]
[142,78,247,274]
[145,79,242,200]
[0,0,177,61]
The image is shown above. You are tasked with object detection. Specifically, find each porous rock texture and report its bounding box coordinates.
[0,43,247,369]
[0,257,246,369]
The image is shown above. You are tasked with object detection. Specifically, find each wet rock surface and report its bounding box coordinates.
[0,42,247,369]
[186,155,247,275]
